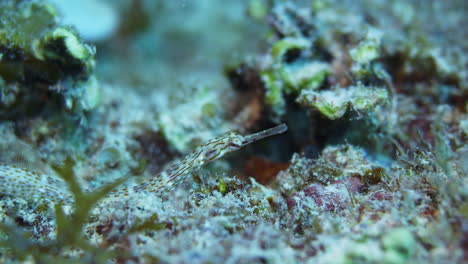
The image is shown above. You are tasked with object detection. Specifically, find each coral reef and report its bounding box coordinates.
[0,0,467,263]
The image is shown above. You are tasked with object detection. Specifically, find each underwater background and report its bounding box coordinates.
[0,0,467,263]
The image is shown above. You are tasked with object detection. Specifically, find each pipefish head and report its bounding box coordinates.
[194,123,288,165]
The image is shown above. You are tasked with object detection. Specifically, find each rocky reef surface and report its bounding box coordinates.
[0,0,466,263]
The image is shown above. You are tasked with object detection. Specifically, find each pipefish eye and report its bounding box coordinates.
[204,149,220,161]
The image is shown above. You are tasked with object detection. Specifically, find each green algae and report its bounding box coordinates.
[0,0,97,117]
[261,36,330,120]
[297,85,388,119]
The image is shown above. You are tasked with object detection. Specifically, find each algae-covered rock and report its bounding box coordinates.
[350,28,382,64]
[281,61,329,93]
[350,28,383,79]
[0,0,97,117]
[260,36,330,120]
[261,70,287,118]
[279,144,388,193]
[297,85,388,119]
[270,37,310,63]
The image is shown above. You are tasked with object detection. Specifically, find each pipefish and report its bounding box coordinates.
[0,124,288,207]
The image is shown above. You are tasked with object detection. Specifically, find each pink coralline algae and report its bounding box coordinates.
[287,177,364,212]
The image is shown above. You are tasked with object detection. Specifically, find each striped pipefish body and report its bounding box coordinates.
[0,124,287,207]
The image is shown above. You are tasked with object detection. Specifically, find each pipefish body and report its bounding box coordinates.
[0,124,288,207]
